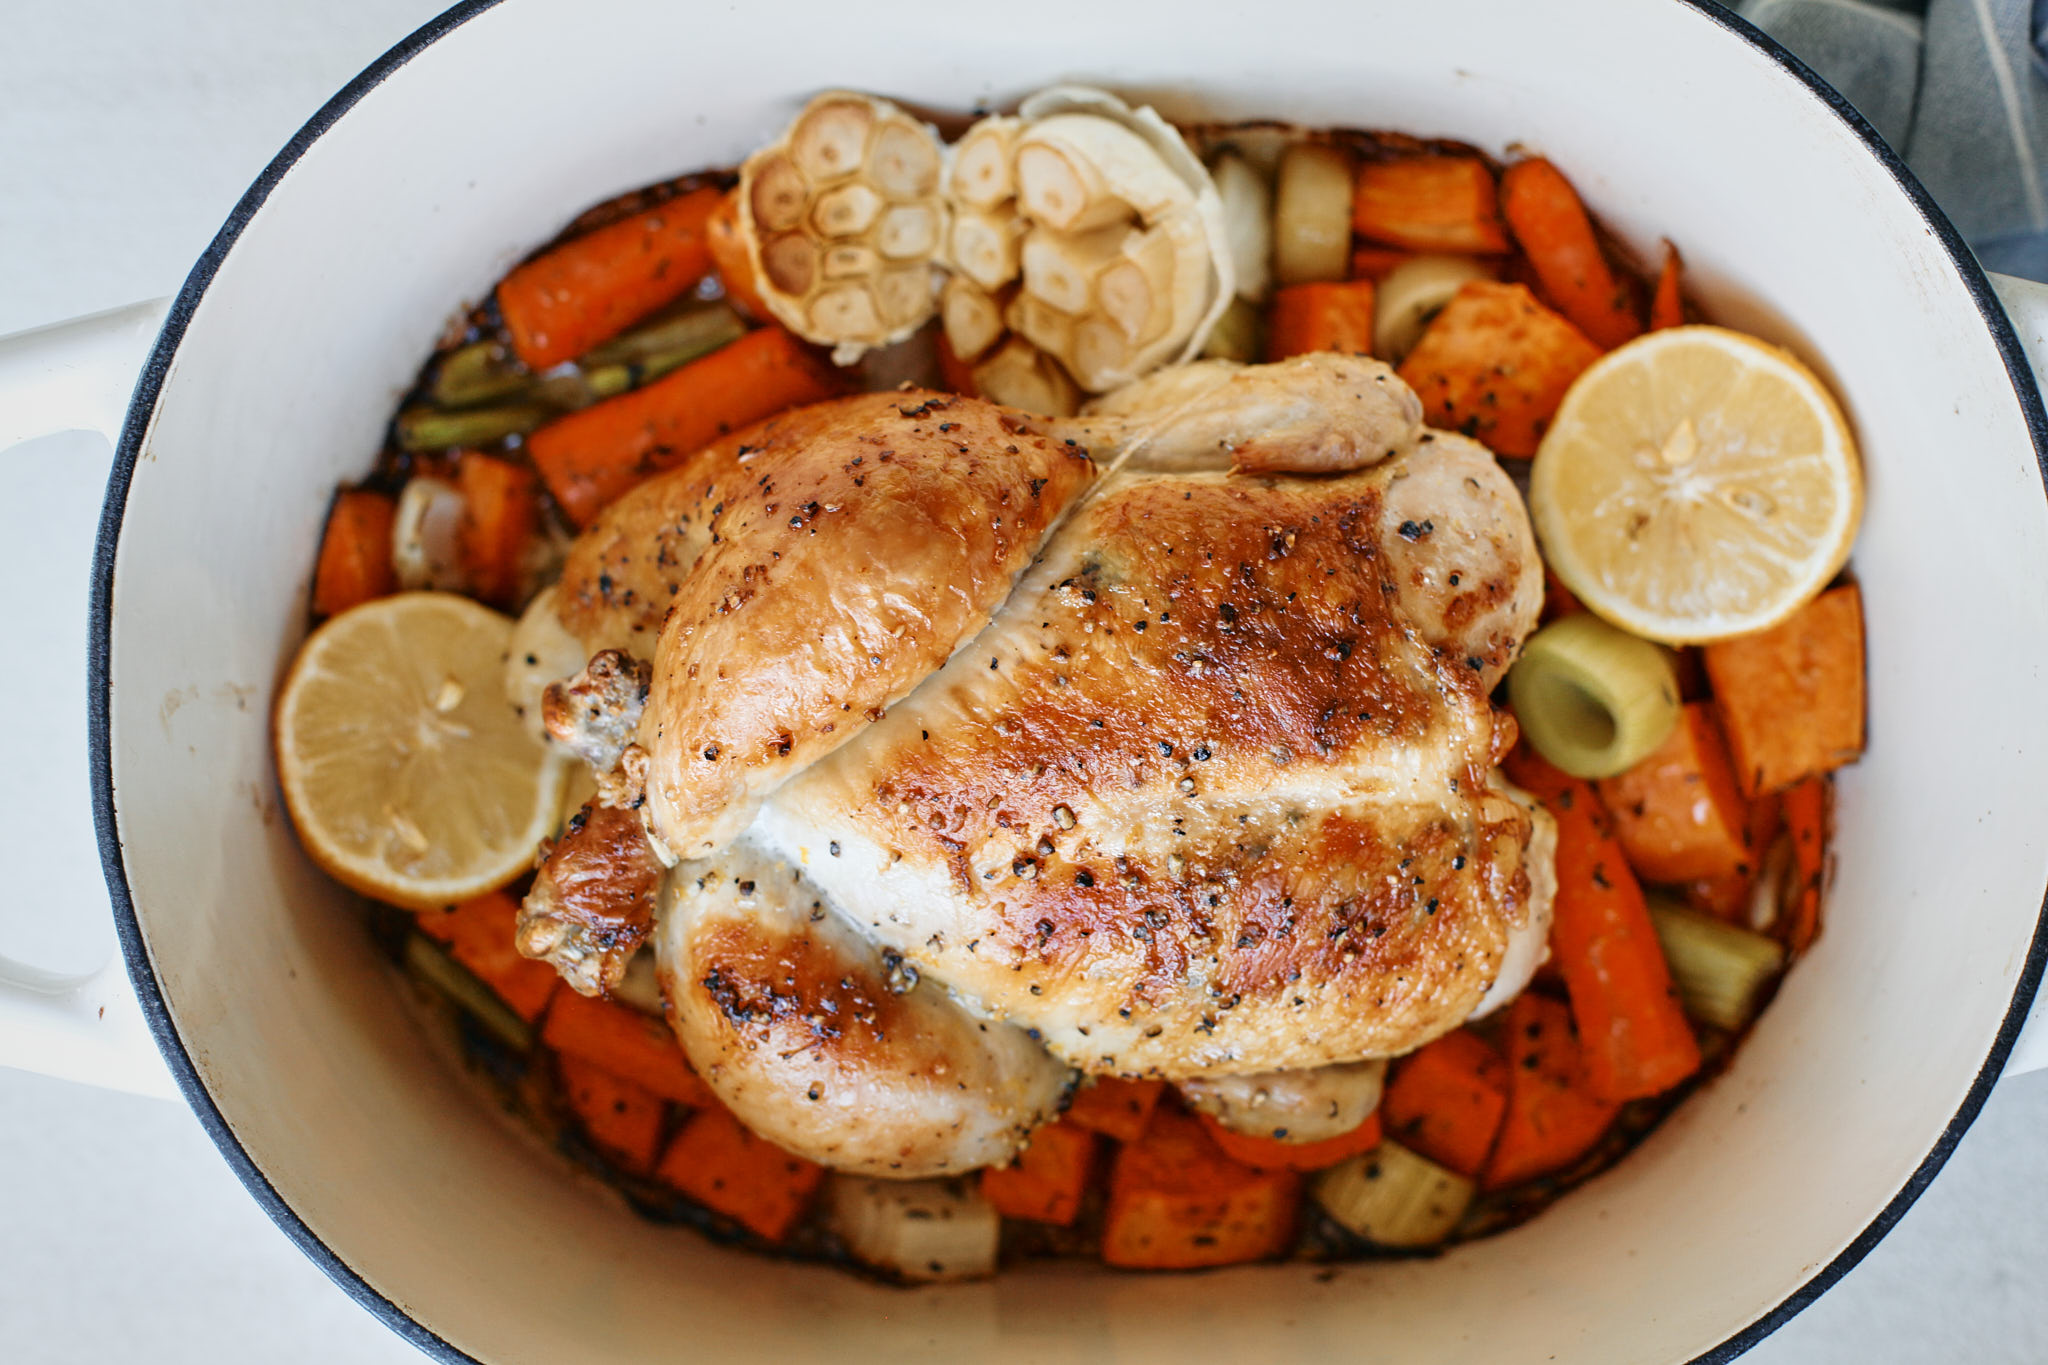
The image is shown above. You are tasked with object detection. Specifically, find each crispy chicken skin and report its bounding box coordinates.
[517,799,666,997]
[658,840,1071,1176]
[632,390,1095,858]
[757,456,1543,1076]
[1053,352,1426,476]
[514,358,1551,1147]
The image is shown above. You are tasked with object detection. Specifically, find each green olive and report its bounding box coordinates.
[1507,612,1680,778]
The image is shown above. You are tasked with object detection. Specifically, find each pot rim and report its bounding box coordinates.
[84,3,2048,1362]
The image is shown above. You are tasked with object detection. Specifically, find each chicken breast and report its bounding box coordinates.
[658,837,1071,1176]
[634,390,1095,858]
[754,444,1546,1078]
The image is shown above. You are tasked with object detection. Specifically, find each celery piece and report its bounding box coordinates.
[431,339,530,408]
[395,401,554,451]
[1646,894,1786,1032]
[403,932,534,1054]
[582,303,745,369]
[1507,612,1680,779]
[1313,1140,1474,1248]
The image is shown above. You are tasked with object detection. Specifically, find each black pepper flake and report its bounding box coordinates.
[1398,519,1433,541]
[829,841,841,857]
[702,745,721,761]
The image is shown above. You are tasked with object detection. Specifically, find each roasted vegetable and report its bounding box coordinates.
[1702,584,1867,797]
[1504,751,1703,1104]
[1314,1140,1476,1248]
[1499,157,1640,349]
[311,489,397,619]
[1646,895,1787,1031]
[1508,613,1680,780]
[1273,142,1353,285]
[498,185,723,370]
[824,1175,1000,1281]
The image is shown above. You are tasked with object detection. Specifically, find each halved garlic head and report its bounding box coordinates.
[739,92,948,360]
[940,86,1233,410]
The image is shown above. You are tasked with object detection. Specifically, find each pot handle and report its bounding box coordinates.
[1991,272,2048,1078]
[0,298,179,1099]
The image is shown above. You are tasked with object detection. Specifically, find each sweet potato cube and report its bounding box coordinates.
[540,989,714,1107]
[1351,156,1511,253]
[1101,1110,1299,1269]
[558,1055,664,1174]
[1703,585,1866,797]
[980,1120,1097,1225]
[1063,1078,1164,1143]
[311,488,397,619]
[416,891,559,1022]
[1481,994,1620,1191]
[1397,280,1601,457]
[1265,280,1376,361]
[1597,703,1752,884]
[657,1104,822,1242]
[1382,1030,1510,1179]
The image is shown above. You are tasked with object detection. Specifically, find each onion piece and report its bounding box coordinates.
[823,1175,999,1282]
[1273,143,1354,286]
[391,476,469,594]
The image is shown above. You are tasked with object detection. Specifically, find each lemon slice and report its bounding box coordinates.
[275,592,566,910]
[1529,325,1862,644]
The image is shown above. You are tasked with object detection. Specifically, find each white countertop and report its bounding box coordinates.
[3,3,2045,1360]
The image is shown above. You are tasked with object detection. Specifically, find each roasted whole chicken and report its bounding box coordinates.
[508,352,1554,1177]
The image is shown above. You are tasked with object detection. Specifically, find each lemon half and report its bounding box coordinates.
[275,592,565,910]
[1529,325,1862,644]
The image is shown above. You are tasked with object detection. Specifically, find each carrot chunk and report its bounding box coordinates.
[558,1055,665,1174]
[1396,280,1601,457]
[1381,1030,1509,1179]
[1482,994,1621,1190]
[1499,158,1641,350]
[1504,750,1702,1103]
[705,188,769,321]
[1351,156,1510,253]
[980,1120,1098,1225]
[1348,245,1414,281]
[1650,240,1686,330]
[1101,1109,1299,1269]
[528,325,843,527]
[1597,703,1752,884]
[1781,778,1830,953]
[656,1104,822,1242]
[416,891,559,1022]
[311,489,397,619]
[1264,280,1377,361]
[1196,1110,1384,1172]
[539,989,714,1107]
[1702,584,1867,797]
[498,185,723,369]
[454,452,540,609]
[1063,1077,1165,1143]
[1541,566,1582,623]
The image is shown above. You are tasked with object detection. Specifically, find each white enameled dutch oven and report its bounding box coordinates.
[3,0,2048,1359]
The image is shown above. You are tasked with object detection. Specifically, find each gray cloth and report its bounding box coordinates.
[1738,0,2048,278]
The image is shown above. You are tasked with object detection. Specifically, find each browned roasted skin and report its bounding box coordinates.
[636,389,1095,858]
[657,841,1070,1176]
[756,453,1543,1077]
[541,650,652,773]
[516,801,665,997]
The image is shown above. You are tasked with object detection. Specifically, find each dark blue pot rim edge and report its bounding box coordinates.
[81,3,2048,1363]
